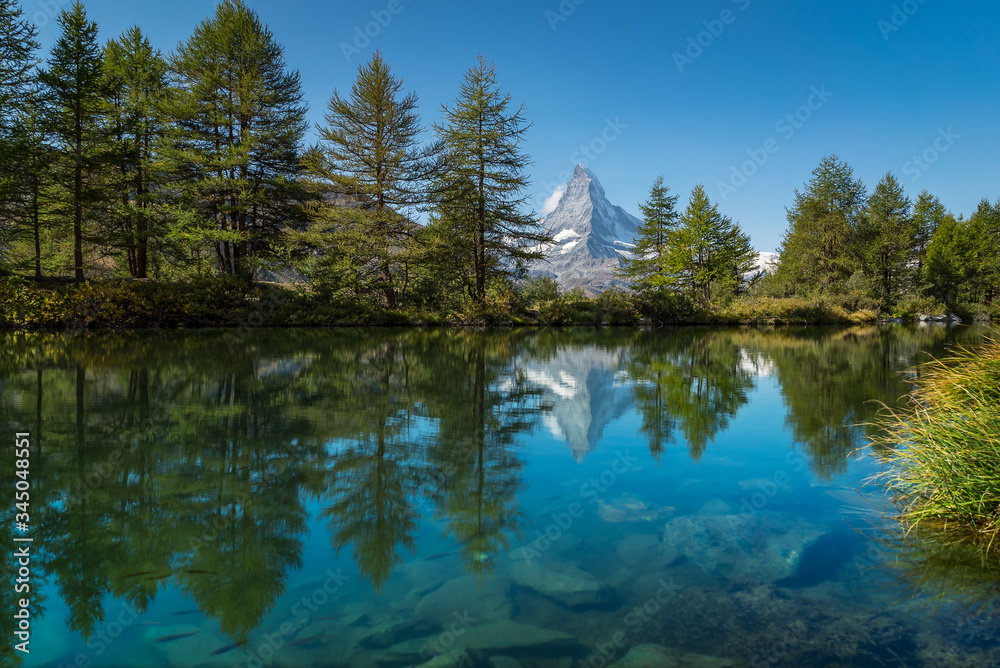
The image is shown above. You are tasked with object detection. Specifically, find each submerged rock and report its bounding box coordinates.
[609,643,735,667]
[509,557,612,607]
[615,534,660,566]
[144,623,233,667]
[414,574,513,627]
[416,648,494,667]
[359,619,442,650]
[599,494,675,523]
[662,512,824,583]
[615,533,678,569]
[381,621,577,664]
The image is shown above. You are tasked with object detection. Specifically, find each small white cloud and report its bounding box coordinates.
[540,184,567,216]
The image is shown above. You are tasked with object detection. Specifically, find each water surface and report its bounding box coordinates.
[2,325,998,667]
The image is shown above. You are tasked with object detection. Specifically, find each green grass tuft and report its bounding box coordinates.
[872,335,1000,553]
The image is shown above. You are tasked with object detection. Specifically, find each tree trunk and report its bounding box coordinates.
[74,117,85,284]
[32,186,41,279]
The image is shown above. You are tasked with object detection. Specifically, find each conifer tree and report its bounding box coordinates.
[966,199,1000,307]
[16,83,55,278]
[912,190,946,280]
[857,172,914,308]
[617,176,680,292]
[665,185,757,307]
[924,214,970,310]
[774,155,866,294]
[305,51,440,309]
[103,27,168,278]
[0,0,39,269]
[435,55,549,304]
[165,0,307,280]
[40,1,110,283]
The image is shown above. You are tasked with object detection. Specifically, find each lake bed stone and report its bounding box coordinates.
[609,643,735,667]
[509,557,611,607]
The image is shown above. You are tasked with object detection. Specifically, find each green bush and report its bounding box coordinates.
[0,277,253,329]
[891,295,949,321]
[718,296,876,325]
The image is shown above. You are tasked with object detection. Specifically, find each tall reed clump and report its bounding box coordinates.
[873,336,1000,552]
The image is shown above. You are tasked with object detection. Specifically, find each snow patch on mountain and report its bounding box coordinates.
[529,164,641,295]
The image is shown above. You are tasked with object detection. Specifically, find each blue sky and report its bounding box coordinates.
[29,0,1000,252]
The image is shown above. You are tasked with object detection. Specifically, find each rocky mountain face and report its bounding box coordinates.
[530,165,640,295]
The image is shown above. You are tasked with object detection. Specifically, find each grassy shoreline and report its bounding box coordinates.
[872,336,1000,555]
[0,274,932,330]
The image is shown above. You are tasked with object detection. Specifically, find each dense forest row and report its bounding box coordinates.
[0,0,996,326]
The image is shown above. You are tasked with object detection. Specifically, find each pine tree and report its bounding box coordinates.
[40,1,110,283]
[924,214,970,310]
[165,0,308,280]
[305,51,440,309]
[966,199,1000,307]
[664,185,757,307]
[103,27,168,278]
[617,176,680,292]
[857,172,914,309]
[0,0,39,269]
[774,155,866,294]
[16,83,55,278]
[435,55,550,304]
[912,190,946,281]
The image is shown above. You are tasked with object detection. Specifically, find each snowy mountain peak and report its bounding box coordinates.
[570,163,605,198]
[530,166,640,295]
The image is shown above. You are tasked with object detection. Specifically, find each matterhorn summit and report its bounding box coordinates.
[530,164,640,295]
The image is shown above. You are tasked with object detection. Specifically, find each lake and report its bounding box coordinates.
[2,325,999,667]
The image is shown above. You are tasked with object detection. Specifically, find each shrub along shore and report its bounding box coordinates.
[0,274,916,329]
[873,337,1000,556]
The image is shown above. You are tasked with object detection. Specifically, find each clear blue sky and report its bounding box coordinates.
[29,0,1000,252]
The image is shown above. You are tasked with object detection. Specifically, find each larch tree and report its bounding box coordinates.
[0,0,39,269]
[966,199,1000,307]
[774,155,867,294]
[435,55,550,304]
[40,1,110,283]
[16,83,54,278]
[103,26,168,279]
[857,172,914,309]
[912,190,946,282]
[923,214,970,310]
[665,184,757,307]
[305,51,441,309]
[165,0,308,280]
[616,175,681,293]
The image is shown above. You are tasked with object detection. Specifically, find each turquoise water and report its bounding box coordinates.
[2,325,999,667]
